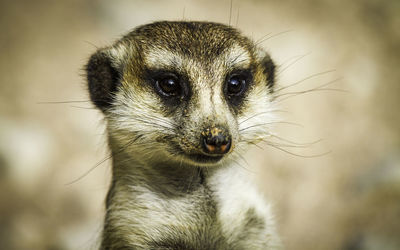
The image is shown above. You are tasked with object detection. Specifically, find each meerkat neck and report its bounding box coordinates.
[110,150,215,195]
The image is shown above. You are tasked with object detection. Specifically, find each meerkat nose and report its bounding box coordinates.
[201,127,232,155]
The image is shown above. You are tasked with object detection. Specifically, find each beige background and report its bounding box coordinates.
[0,0,399,249]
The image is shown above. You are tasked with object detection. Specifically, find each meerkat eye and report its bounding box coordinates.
[155,74,181,97]
[226,73,248,96]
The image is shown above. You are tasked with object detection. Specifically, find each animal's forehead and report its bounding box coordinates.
[143,44,252,70]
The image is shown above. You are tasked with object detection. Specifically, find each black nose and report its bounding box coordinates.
[201,127,231,155]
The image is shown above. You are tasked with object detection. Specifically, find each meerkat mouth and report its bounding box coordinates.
[186,153,224,164]
[169,142,227,166]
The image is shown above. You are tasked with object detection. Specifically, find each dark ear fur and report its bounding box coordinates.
[86,50,120,112]
[261,55,276,90]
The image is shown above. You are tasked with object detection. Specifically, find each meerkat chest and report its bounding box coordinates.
[111,183,224,248]
[112,169,275,249]
[209,167,277,245]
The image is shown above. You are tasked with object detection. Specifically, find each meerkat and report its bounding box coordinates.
[86,21,281,249]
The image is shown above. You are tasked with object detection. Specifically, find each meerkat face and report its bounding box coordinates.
[86,21,276,167]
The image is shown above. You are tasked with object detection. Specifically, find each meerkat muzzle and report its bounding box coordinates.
[201,127,232,155]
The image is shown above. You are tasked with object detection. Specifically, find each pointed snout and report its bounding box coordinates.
[201,126,232,155]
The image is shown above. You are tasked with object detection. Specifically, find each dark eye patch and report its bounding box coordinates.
[226,74,247,96]
[145,69,190,106]
[155,73,181,97]
[224,68,253,107]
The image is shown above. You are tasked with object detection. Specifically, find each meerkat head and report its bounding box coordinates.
[86,21,276,168]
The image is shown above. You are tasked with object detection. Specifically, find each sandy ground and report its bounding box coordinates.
[0,0,399,249]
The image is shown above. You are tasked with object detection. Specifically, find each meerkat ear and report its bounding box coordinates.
[86,49,121,112]
[257,48,276,90]
[261,55,275,89]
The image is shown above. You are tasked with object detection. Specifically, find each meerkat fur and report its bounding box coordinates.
[86,21,282,249]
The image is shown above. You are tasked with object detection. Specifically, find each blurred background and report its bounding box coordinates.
[0,0,399,249]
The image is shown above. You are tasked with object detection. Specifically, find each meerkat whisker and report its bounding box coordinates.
[239,121,303,132]
[275,69,336,92]
[266,134,323,146]
[37,100,91,104]
[254,30,293,47]
[265,143,331,158]
[276,52,311,76]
